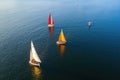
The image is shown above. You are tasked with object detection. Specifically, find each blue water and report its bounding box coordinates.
[0,0,120,80]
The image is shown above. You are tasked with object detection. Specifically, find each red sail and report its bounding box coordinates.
[48,14,51,24]
[52,19,54,24]
[48,14,54,25]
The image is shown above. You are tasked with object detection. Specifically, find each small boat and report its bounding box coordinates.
[48,14,54,27]
[56,29,67,45]
[29,41,42,67]
[88,21,92,26]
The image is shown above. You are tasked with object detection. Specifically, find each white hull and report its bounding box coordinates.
[88,22,92,26]
[29,61,40,67]
[56,41,66,45]
[48,24,54,27]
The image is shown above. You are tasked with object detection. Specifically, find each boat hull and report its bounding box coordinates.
[48,24,54,27]
[29,61,40,67]
[88,22,92,26]
[56,41,66,45]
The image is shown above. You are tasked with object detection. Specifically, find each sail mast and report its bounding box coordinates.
[51,15,52,24]
[50,15,54,24]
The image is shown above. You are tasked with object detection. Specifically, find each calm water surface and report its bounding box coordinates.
[0,0,120,80]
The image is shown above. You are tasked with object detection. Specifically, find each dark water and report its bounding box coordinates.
[0,0,120,80]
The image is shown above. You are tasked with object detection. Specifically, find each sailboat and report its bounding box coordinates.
[48,14,54,27]
[88,21,92,26]
[56,29,67,45]
[29,41,42,67]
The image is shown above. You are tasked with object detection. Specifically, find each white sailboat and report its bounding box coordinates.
[88,21,92,26]
[29,41,41,67]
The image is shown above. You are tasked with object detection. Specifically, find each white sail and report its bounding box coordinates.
[31,41,41,63]
[30,49,33,61]
[51,16,53,24]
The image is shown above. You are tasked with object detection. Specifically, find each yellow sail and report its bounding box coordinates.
[58,29,66,42]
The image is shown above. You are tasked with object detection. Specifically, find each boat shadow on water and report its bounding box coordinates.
[30,65,43,80]
[48,27,54,34]
[88,25,92,30]
[57,45,66,57]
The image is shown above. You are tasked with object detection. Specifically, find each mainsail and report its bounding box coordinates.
[58,29,66,42]
[30,49,33,61]
[48,14,54,25]
[30,41,41,63]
